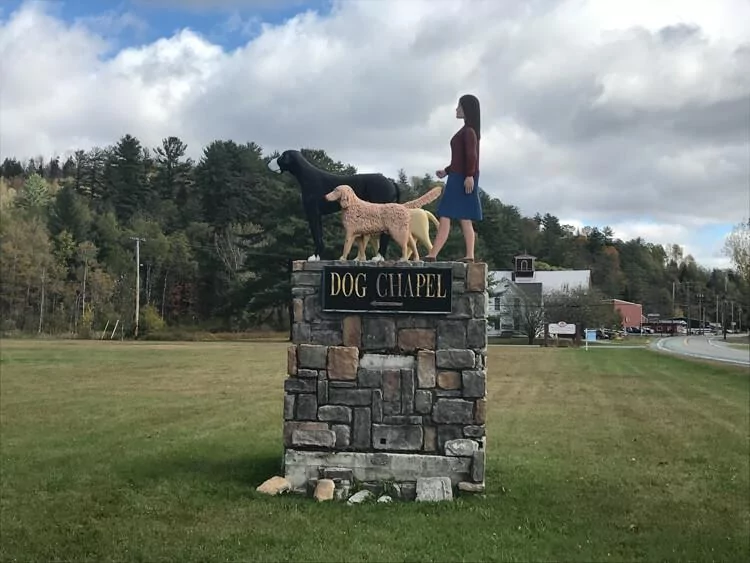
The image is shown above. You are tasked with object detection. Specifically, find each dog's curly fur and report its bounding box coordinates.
[356,208,440,261]
[326,185,442,261]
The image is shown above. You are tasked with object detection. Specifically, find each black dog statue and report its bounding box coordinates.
[268,149,400,261]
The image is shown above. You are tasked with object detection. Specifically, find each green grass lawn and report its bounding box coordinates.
[1,339,748,562]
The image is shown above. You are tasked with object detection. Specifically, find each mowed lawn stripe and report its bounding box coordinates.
[0,340,747,562]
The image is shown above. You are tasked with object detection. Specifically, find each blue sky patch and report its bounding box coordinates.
[4,0,333,51]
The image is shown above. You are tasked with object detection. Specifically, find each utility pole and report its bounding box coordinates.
[131,237,145,338]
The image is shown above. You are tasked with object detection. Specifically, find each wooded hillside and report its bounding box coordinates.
[1,134,747,337]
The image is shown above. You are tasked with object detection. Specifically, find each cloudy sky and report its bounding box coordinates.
[1,0,748,268]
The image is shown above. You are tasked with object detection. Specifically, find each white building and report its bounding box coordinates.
[487,254,591,337]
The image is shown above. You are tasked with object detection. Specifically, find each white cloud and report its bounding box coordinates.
[1,0,749,267]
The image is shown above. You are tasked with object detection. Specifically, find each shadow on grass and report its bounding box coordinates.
[118,449,283,491]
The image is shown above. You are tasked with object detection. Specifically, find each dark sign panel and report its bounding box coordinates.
[321,265,453,314]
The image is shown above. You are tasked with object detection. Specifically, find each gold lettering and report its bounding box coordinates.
[330,272,341,296]
[404,274,414,297]
[389,273,402,298]
[376,273,388,297]
[341,273,355,297]
[415,273,426,297]
[436,272,447,298]
[425,273,436,298]
[354,273,366,298]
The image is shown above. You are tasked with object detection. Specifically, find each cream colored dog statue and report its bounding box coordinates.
[356,208,440,261]
[325,185,443,262]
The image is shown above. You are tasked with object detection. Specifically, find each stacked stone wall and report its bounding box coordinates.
[283,260,488,499]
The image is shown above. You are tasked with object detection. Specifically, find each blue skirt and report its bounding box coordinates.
[436,172,483,221]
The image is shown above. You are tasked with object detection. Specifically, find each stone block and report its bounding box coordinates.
[291,429,336,448]
[352,407,372,448]
[458,482,485,493]
[284,421,330,446]
[375,369,398,402]
[292,286,316,298]
[322,467,354,482]
[284,395,295,420]
[292,260,305,271]
[437,371,461,390]
[371,389,383,423]
[471,450,485,482]
[292,271,320,287]
[475,398,486,424]
[383,400,401,416]
[257,476,291,496]
[423,425,437,452]
[462,370,486,398]
[357,368,382,388]
[284,378,316,394]
[447,295,472,319]
[287,345,297,375]
[362,317,396,351]
[310,329,343,347]
[452,281,465,294]
[436,349,475,370]
[445,439,479,457]
[398,328,436,352]
[433,399,474,424]
[437,425,464,451]
[451,262,467,279]
[296,394,318,421]
[293,299,304,323]
[329,388,372,406]
[435,390,463,398]
[283,451,472,490]
[298,344,327,370]
[314,479,335,502]
[332,424,351,448]
[467,319,488,349]
[417,350,436,388]
[469,293,487,318]
[343,316,362,348]
[382,415,423,425]
[292,323,311,343]
[463,425,485,438]
[327,346,359,380]
[318,405,352,423]
[466,262,487,292]
[437,320,467,349]
[396,317,437,330]
[401,368,415,414]
[317,380,328,405]
[360,354,415,371]
[329,381,357,388]
[303,294,321,322]
[416,477,453,502]
[414,390,432,414]
[300,260,325,271]
[372,424,423,451]
[297,369,317,378]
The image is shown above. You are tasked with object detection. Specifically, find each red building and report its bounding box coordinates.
[607,299,643,329]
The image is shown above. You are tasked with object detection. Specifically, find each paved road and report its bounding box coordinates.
[653,335,750,367]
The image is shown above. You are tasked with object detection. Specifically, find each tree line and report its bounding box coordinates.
[1,134,748,338]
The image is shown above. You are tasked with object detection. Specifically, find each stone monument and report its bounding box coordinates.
[282,259,488,501]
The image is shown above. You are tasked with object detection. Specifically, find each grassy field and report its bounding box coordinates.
[1,339,748,562]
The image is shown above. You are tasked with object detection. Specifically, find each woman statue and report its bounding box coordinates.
[423,94,482,263]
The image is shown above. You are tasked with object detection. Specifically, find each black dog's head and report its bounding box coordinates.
[267,150,303,175]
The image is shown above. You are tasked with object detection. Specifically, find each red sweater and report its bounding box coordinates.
[444,125,479,177]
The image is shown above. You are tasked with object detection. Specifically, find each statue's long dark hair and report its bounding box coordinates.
[459,94,481,140]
